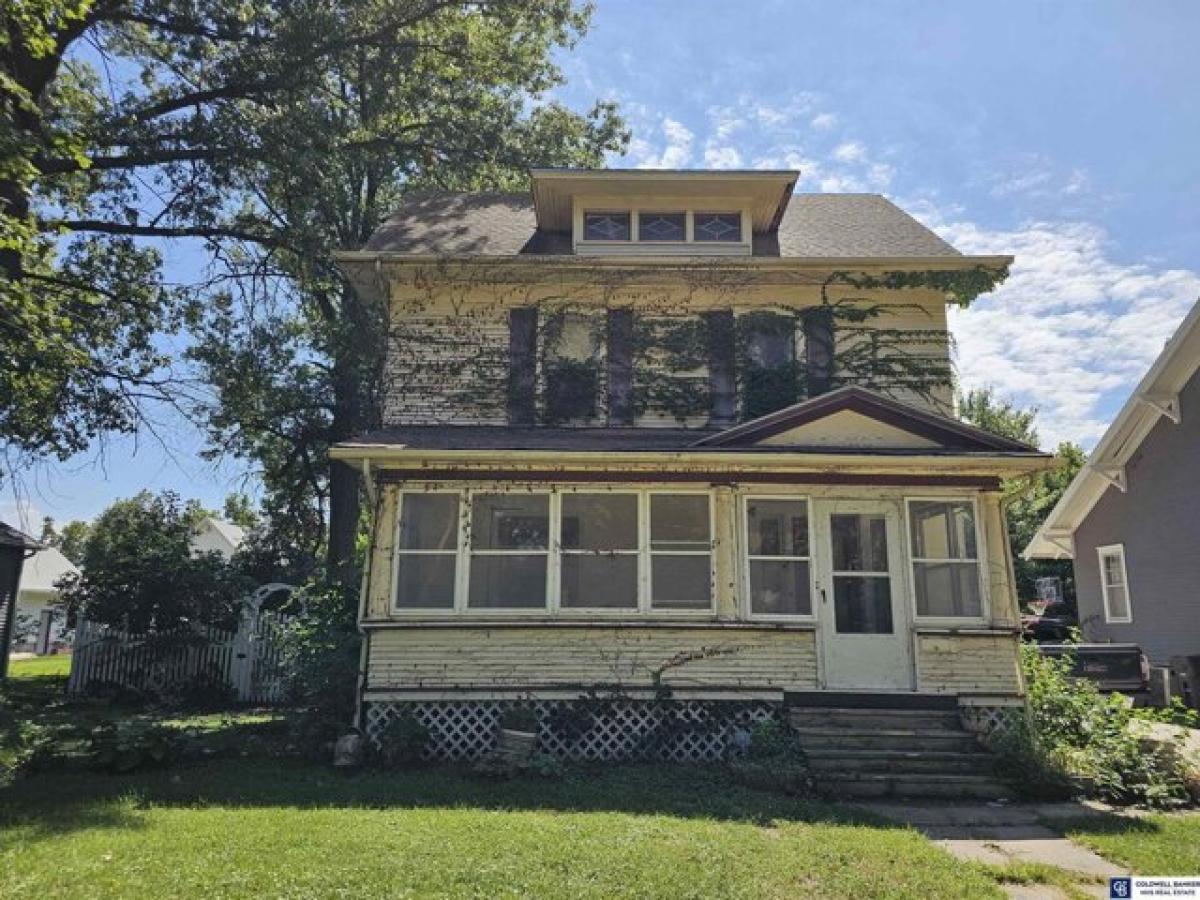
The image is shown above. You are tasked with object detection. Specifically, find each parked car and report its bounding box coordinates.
[1021,600,1076,643]
[1036,642,1150,694]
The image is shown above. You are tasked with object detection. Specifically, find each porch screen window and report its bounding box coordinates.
[907,500,982,618]
[395,493,459,609]
[583,211,631,241]
[468,493,549,609]
[649,494,712,610]
[693,212,742,242]
[560,493,639,609]
[1098,544,1132,623]
[745,499,811,616]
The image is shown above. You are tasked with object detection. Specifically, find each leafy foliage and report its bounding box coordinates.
[372,712,429,767]
[57,490,253,631]
[957,387,1085,604]
[728,720,816,796]
[994,644,1189,807]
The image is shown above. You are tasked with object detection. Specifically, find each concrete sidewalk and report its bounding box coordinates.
[856,800,1126,899]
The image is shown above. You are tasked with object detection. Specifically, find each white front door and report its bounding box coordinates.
[813,500,913,691]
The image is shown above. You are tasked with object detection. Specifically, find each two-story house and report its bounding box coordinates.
[331,168,1050,774]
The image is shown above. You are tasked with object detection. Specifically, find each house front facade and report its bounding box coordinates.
[333,169,1050,758]
[1026,299,1200,680]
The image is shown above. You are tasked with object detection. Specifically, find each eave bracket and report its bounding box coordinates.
[1137,392,1181,425]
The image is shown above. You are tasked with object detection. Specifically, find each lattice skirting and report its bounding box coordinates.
[365,699,781,762]
[959,703,1026,746]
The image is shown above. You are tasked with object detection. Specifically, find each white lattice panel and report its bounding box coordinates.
[959,704,1024,744]
[366,700,779,762]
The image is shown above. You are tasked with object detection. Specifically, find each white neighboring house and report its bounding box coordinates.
[190,517,247,559]
[15,546,79,655]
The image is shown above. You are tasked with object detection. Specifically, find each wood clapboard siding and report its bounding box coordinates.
[366,626,818,693]
[916,633,1023,695]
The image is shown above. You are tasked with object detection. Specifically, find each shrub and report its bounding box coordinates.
[1132,697,1200,730]
[728,719,815,796]
[374,713,429,767]
[998,643,1189,807]
[87,721,177,773]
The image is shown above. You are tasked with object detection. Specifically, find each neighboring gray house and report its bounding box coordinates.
[1026,299,1200,668]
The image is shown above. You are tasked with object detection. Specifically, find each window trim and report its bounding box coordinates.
[1097,543,1133,624]
[576,208,750,247]
[740,494,816,622]
[903,496,989,624]
[389,486,716,618]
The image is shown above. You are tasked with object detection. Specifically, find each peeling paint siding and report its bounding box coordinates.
[366,627,819,692]
[916,634,1022,694]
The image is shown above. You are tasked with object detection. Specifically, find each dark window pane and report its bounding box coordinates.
[694,212,742,242]
[638,212,685,241]
[561,555,638,609]
[747,500,808,557]
[650,495,710,551]
[830,514,889,572]
[395,555,456,609]
[471,494,549,550]
[562,494,638,551]
[468,555,546,608]
[399,494,459,551]
[914,561,982,617]
[750,560,811,615]
[833,577,894,633]
[651,555,711,609]
[583,212,630,241]
[909,501,977,559]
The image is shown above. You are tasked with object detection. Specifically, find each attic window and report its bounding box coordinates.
[694,212,742,242]
[638,212,685,241]
[583,211,631,241]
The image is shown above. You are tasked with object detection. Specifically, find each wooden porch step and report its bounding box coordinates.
[783,691,959,711]
[788,707,962,732]
[821,772,1011,801]
[805,749,993,775]
[790,726,982,754]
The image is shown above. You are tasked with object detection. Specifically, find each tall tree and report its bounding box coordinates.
[187,2,626,586]
[957,388,1085,605]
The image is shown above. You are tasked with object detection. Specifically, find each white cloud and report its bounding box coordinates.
[703,145,743,169]
[628,117,694,169]
[940,219,1200,447]
[832,141,866,163]
[811,112,837,130]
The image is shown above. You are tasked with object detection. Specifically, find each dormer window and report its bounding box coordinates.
[583,211,630,241]
[638,212,686,241]
[694,212,742,242]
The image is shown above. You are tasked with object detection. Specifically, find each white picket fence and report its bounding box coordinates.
[67,609,294,704]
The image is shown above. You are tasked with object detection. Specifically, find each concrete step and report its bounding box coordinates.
[821,772,1012,801]
[792,726,982,754]
[788,707,962,732]
[806,749,994,775]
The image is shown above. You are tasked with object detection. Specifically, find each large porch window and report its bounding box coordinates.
[906,499,984,619]
[391,489,713,615]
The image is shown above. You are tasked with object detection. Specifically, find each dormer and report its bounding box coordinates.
[529,168,798,257]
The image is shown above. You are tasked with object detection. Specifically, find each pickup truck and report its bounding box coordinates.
[1036,643,1150,694]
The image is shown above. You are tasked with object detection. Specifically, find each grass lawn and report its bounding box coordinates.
[6,654,72,679]
[1066,814,1200,876]
[0,758,1023,900]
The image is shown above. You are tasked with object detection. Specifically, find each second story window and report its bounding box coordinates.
[694,212,742,242]
[638,212,686,241]
[583,211,631,241]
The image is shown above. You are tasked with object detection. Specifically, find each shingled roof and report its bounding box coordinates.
[362,191,961,259]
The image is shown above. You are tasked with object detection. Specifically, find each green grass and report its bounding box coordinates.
[0,758,1016,899]
[1066,813,1200,875]
[6,654,71,679]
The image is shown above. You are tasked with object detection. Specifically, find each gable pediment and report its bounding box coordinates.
[692,386,1038,454]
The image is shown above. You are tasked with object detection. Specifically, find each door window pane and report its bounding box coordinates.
[831,514,889,572]
[399,493,459,550]
[468,555,547,609]
[749,560,811,616]
[834,577,894,634]
[561,555,638,609]
[651,555,711,609]
[651,495,710,551]
[562,494,637,550]
[912,562,982,617]
[396,555,456,609]
[909,501,977,559]
[471,494,549,549]
[747,500,808,556]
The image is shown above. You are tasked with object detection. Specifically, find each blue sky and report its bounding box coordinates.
[6,0,1200,529]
